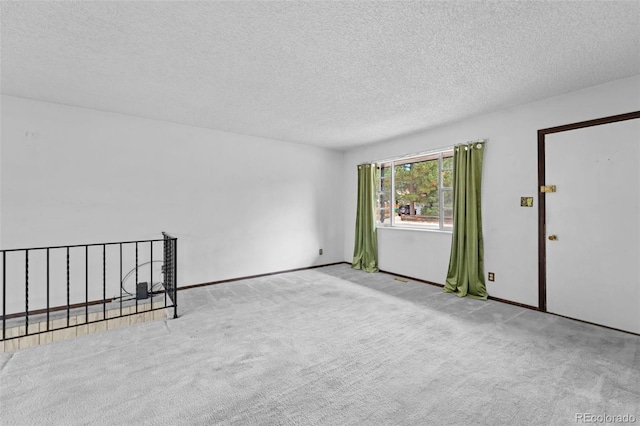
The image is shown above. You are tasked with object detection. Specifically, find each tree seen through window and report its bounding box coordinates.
[376,149,453,229]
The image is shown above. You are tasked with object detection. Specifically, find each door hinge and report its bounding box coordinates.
[540,185,556,193]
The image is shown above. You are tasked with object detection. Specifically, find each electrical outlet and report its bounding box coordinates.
[488,272,495,282]
[319,248,323,255]
[520,197,534,207]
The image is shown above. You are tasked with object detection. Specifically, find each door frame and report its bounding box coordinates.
[537,110,640,312]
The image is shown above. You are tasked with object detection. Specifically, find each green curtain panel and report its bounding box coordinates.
[352,163,379,273]
[443,142,488,300]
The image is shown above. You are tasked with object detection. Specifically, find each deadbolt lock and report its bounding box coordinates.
[540,185,556,193]
[548,235,558,241]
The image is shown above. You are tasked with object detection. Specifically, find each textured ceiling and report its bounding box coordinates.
[1,1,639,150]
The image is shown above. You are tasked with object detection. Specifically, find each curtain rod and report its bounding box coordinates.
[456,139,487,146]
[368,139,487,164]
[369,145,451,165]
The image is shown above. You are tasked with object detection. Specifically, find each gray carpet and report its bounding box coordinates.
[1,264,638,425]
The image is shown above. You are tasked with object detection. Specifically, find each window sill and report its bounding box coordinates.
[376,225,453,234]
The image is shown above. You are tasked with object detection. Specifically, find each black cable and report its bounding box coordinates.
[120,260,165,296]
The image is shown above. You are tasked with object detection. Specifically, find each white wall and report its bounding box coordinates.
[3,74,638,313]
[343,75,640,307]
[1,96,344,294]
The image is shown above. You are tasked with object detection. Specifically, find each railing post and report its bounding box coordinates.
[2,252,6,340]
[103,244,106,319]
[173,238,178,319]
[25,250,29,334]
[150,240,153,310]
[135,242,138,313]
[47,248,50,331]
[161,232,178,318]
[163,241,167,308]
[119,243,123,317]
[85,246,88,323]
[66,247,70,327]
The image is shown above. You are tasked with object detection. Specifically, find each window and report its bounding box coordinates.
[376,148,453,230]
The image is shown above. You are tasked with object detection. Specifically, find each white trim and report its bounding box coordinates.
[375,146,454,231]
[372,145,454,165]
[376,225,453,234]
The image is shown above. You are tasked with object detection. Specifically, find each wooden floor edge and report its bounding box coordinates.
[179,262,350,290]
[186,262,540,313]
[546,312,640,337]
[487,295,538,311]
[378,268,539,311]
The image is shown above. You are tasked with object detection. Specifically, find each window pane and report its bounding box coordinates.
[394,158,440,226]
[376,164,392,225]
[375,148,453,230]
[377,191,391,225]
[442,169,452,187]
[421,197,439,226]
[442,155,453,170]
[443,189,453,227]
[380,169,391,193]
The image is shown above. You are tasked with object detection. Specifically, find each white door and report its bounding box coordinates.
[545,118,640,334]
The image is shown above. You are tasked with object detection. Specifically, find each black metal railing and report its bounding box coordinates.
[1,233,178,342]
[163,232,178,319]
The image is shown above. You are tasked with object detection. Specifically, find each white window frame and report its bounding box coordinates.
[375,147,454,231]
